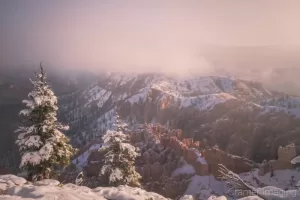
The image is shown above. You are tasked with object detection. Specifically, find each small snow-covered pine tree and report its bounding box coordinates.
[16,65,76,180]
[99,113,141,187]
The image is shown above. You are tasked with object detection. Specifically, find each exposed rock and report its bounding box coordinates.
[194,163,209,176]
[133,126,193,199]
[157,127,255,178]
[258,160,268,176]
[269,160,293,171]
[259,144,297,176]
[202,147,254,178]
[184,148,199,165]
[278,144,296,162]
[258,160,293,176]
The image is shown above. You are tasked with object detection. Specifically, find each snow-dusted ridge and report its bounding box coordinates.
[76,73,275,111]
[60,72,300,149]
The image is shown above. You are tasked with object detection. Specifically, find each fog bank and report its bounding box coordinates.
[2,1,300,76]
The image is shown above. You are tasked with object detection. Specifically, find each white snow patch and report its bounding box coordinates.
[172,164,195,176]
[237,197,263,200]
[83,85,112,107]
[179,195,194,200]
[127,88,149,104]
[185,175,226,199]
[291,156,300,164]
[0,175,26,186]
[34,179,60,187]
[208,196,228,200]
[179,93,236,111]
[197,155,208,165]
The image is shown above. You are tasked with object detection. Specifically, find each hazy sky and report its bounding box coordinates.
[1,0,300,73]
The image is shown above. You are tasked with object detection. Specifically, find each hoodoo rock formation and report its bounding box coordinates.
[79,125,256,198]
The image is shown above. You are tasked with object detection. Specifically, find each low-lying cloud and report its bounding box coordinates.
[2,0,300,94]
[2,1,300,74]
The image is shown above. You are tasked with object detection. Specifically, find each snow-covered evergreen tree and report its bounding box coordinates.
[16,65,76,180]
[99,113,141,187]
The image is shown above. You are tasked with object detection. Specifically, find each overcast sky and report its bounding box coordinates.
[1,0,300,73]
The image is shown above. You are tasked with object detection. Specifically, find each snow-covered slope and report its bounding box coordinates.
[181,166,300,199]
[260,96,300,117]
[59,72,300,166]
[61,73,277,118]
[59,73,292,145]
[1,167,299,200]
[2,185,169,200]
[0,174,169,200]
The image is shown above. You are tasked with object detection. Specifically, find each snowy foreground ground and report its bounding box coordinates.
[0,174,168,200]
[0,174,262,200]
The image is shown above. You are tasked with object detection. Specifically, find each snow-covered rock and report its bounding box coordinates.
[184,175,225,199]
[33,179,60,186]
[3,184,169,200]
[291,156,300,165]
[237,197,263,200]
[209,196,228,200]
[172,163,195,176]
[179,195,194,200]
[0,175,26,186]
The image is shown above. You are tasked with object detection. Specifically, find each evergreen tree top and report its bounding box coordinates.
[37,63,46,82]
[114,108,123,132]
[31,63,47,85]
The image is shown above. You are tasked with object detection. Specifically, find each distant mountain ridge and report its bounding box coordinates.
[59,72,300,163]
